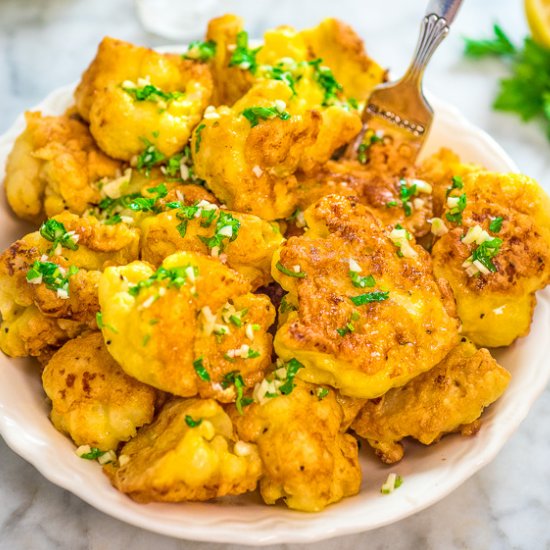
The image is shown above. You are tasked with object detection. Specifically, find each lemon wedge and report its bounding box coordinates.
[525,0,550,47]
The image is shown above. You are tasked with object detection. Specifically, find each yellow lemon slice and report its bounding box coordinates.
[525,0,550,47]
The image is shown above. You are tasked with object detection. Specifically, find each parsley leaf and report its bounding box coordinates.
[128,264,197,297]
[39,219,79,253]
[26,261,78,296]
[350,291,389,306]
[193,357,211,382]
[229,31,261,73]
[137,139,165,175]
[464,25,516,58]
[183,40,217,61]
[349,271,376,288]
[472,237,503,272]
[446,193,467,225]
[221,371,253,414]
[185,415,203,428]
[194,123,206,154]
[309,59,343,106]
[279,358,304,395]
[123,83,183,103]
[489,216,503,233]
[275,261,306,278]
[241,106,291,127]
[78,447,106,460]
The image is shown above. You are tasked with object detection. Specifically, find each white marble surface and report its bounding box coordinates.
[1,0,550,548]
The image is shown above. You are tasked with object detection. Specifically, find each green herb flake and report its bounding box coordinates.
[279,358,304,395]
[399,180,418,217]
[194,123,206,154]
[275,261,306,278]
[445,193,467,225]
[198,210,241,251]
[128,264,197,297]
[489,216,503,233]
[446,175,464,197]
[464,24,516,59]
[229,31,261,74]
[309,59,343,106]
[316,387,329,400]
[39,219,79,253]
[79,447,106,460]
[350,291,390,306]
[349,271,376,289]
[183,40,217,61]
[193,357,211,381]
[472,237,503,272]
[241,106,291,127]
[26,261,78,296]
[137,139,165,175]
[185,415,203,428]
[221,371,252,414]
[279,295,297,313]
[123,83,184,103]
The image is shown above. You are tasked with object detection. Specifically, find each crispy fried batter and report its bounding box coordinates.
[140,204,284,289]
[352,339,511,464]
[273,195,459,398]
[42,332,157,450]
[105,398,262,502]
[75,37,213,160]
[231,379,360,512]
[98,251,275,400]
[432,172,550,346]
[4,112,121,221]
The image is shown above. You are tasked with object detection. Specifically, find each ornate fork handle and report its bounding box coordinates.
[402,0,464,86]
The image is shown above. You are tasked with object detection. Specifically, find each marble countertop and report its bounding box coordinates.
[1,0,550,548]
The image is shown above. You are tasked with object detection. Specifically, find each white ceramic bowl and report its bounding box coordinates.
[1,83,549,546]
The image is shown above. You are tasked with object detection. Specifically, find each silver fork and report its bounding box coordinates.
[348,0,464,159]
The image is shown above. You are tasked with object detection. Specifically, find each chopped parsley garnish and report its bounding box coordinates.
[127,184,168,212]
[185,415,203,428]
[464,24,516,58]
[137,139,165,175]
[221,371,253,414]
[26,261,78,296]
[349,272,376,289]
[399,179,418,217]
[194,123,206,154]
[123,83,184,103]
[337,311,360,336]
[386,200,399,208]
[183,40,217,61]
[309,59,343,106]
[471,237,503,272]
[78,447,106,460]
[279,358,304,395]
[489,216,503,233]
[350,291,389,306]
[128,264,198,297]
[262,63,297,94]
[142,334,151,346]
[229,31,261,73]
[316,387,329,400]
[199,210,240,251]
[164,152,184,180]
[446,175,464,197]
[275,261,306,278]
[241,106,291,127]
[39,219,79,253]
[446,193,467,225]
[193,357,211,382]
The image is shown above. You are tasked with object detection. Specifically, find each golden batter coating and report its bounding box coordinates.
[75,37,213,161]
[42,332,157,450]
[431,171,550,347]
[98,251,275,400]
[4,112,121,221]
[105,398,262,502]
[351,339,511,464]
[140,203,284,289]
[296,140,433,238]
[231,379,360,512]
[273,194,459,398]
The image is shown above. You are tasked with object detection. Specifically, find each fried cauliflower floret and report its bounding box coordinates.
[205,14,255,106]
[192,79,361,219]
[231,379,361,512]
[140,199,284,289]
[431,172,550,347]
[74,36,213,160]
[42,332,157,450]
[352,339,511,464]
[3,112,121,221]
[418,148,483,217]
[104,398,262,502]
[273,195,459,399]
[98,251,275,400]
[0,214,140,357]
[296,139,433,238]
